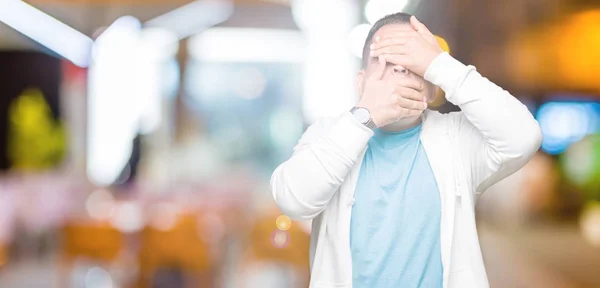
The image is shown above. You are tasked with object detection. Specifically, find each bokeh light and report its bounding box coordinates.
[232,67,267,99]
[348,24,372,58]
[149,202,180,231]
[109,201,143,233]
[275,215,292,231]
[85,189,115,220]
[561,134,600,201]
[270,230,290,249]
[536,101,600,154]
[580,203,600,247]
[84,266,113,288]
[199,213,225,244]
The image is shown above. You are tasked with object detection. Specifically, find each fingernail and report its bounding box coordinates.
[375,36,380,42]
[370,43,375,50]
[370,51,376,57]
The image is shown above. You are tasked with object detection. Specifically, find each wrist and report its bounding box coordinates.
[350,106,376,129]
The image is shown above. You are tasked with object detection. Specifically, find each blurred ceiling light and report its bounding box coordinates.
[365,0,410,24]
[87,16,142,187]
[0,0,93,67]
[94,16,141,45]
[145,0,233,40]
[291,0,357,33]
[188,28,306,63]
[291,0,359,123]
[348,24,372,58]
[139,27,179,62]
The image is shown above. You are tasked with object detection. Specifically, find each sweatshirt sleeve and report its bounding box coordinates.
[425,52,542,195]
[270,112,373,220]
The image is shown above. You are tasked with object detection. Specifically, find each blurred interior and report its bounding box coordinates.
[1,0,600,287]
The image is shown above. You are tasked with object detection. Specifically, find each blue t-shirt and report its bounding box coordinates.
[350,123,443,288]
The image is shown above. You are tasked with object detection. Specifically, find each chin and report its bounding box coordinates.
[382,114,423,131]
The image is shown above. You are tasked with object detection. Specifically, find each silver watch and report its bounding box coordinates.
[350,107,375,129]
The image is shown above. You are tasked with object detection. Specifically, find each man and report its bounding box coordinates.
[271,12,542,288]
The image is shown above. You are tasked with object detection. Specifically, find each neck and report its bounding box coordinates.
[379,115,422,132]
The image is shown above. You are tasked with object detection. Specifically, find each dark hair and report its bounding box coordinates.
[362,12,413,68]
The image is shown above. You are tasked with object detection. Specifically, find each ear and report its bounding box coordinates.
[356,70,366,100]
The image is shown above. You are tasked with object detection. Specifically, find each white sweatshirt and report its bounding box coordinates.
[270,52,542,288]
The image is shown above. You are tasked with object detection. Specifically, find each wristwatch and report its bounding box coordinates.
[350,106,376,129]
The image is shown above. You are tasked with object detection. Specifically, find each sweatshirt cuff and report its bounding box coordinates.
[326,111,374,161]
[424,52,473,102]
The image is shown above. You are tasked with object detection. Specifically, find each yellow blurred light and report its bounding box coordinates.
[8,88,66,171]
[276,215,292,231]
[555,10,600,92]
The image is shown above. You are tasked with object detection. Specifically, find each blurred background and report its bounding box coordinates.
[0,0,599,287]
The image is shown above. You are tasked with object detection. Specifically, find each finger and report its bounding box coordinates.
[394,106,426,121]
[369,55,387,81]
[370,37,411,51]
[411,16,432,36]
[395,78,425,92]
[407,107,426,117]
[395,86,425,101]
[395,94,428,111]
[370,45,409,57]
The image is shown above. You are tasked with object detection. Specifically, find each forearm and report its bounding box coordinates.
[425,53,542,162]
[271,112,373,220]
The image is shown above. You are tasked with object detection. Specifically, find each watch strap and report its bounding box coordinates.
[350,107,376,129]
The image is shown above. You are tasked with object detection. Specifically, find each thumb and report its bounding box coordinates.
[370,55,387,81]
[411,15,432,35]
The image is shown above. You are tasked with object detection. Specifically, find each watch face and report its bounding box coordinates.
[353,107,371,124]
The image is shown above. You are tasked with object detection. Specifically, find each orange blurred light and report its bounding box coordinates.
[507,9,600,92]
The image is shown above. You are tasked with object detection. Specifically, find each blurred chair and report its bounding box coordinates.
[137,213,213,288]
[235,213,310,288]
[0,243,7,270]
[60,221,125,286]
